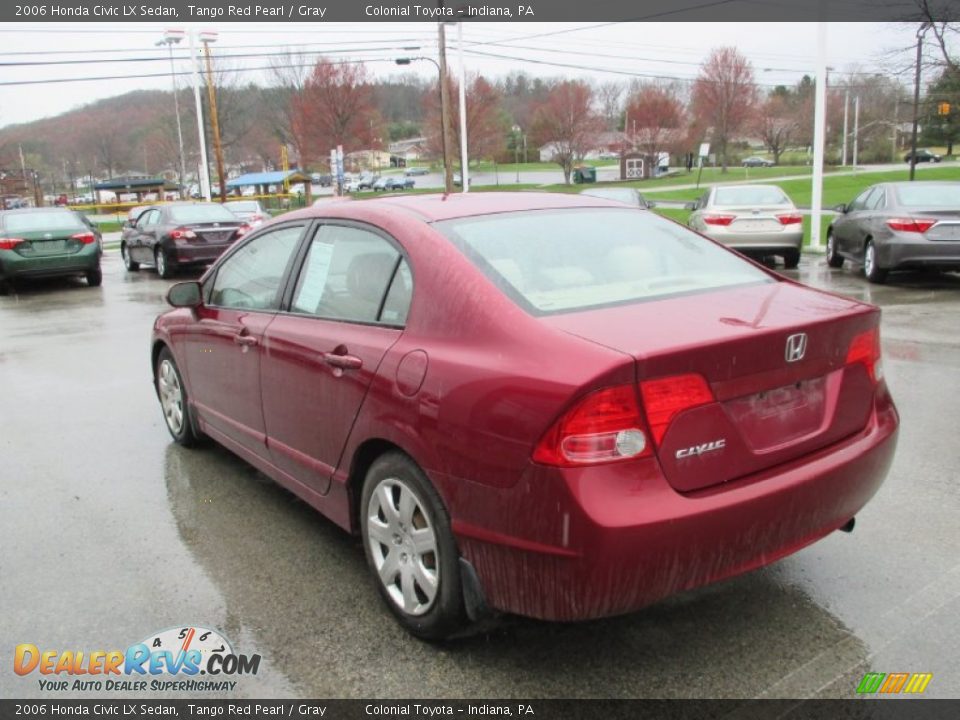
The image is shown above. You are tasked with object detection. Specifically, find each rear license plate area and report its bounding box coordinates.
[723,376,826,451]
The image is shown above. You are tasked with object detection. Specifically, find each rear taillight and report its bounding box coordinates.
[776,213,803,225]
[71,232,96,244]
[846,327,883,383]
[0,237,25,250]
[533,385,649,467]
[886,218,936,233]
[236,224,252,237]
[639,373,715,446]
[169,227,196,240]
[702,214,735,226]
[252,214,264,223]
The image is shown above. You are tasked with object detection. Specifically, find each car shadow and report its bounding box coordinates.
[163,443,869,698]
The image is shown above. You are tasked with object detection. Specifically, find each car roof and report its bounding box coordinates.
[290,191,626,223]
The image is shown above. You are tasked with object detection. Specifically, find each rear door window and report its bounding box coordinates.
[290,224,408,325]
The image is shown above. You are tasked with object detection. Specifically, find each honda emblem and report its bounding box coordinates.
[785,333,808,363]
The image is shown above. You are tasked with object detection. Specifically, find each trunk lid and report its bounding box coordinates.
[544,281,880,492]
[10,227,89,256]
[183,222,242,245]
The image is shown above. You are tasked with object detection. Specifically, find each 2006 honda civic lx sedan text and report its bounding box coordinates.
[150,193,899,640]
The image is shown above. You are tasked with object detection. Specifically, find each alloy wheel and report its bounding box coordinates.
[157,359,184,435]
[365,477,440,616]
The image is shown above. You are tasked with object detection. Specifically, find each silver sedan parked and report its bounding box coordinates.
[687,184,803,268]
[827,181,960,283]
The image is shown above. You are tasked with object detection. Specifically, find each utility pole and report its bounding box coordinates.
[910,22,932,181]
[438,23,454,194]
[200,32,227,203]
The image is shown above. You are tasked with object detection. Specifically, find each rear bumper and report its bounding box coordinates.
[878,237,960,271]
[0,245,99,280]
[704,229,803,254]
[170,242,233,265]
[444,386,898,621]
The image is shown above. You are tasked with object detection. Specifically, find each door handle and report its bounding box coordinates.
[322,352,362,370]
[234,334,258,347]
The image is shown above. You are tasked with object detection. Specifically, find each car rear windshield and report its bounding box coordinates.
[894,184,960,208]
[168,205,238,224]
[713,186,790,206]
[225,201,257,212]
[2,211,84,233]
[437,208,773,315]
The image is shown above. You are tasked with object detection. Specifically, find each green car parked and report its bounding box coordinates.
[0,208,102,295]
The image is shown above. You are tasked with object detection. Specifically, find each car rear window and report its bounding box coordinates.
[3,211,85,233]
[168,205,238,224]
[437,208,772,315]
[894,184,960,208]
[713,187,790,206]
[225,201,257,212]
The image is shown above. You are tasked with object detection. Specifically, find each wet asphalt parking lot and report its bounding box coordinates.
[1,249,958,700]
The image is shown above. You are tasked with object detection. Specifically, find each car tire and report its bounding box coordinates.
[155,247,173,279]
[863,240,888,284]
[121,243,139,271]
[360,452,467,641]
[155,347,201,447]
[783,250,801,270]
[86,266,103,287]
[826,231,844,268]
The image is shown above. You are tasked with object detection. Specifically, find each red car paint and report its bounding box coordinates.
[152,192,898,621]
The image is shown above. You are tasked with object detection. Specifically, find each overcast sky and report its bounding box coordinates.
[0,22,937,129]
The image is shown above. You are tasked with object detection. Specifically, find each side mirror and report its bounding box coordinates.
[833,203,847,214]
[123,220,134,228]
[684,202,697,211]
[646,200,657,209]
[167,281,202,309]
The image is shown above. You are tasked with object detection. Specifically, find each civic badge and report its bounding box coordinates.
[785,333,807,363]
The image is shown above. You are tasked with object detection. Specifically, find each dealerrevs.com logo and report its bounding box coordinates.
[14,626,261,693]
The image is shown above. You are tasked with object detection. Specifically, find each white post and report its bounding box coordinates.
[842,90,849,167]
[189,28,211,202]
[853,96,860,169]
[810,21,828,250]
[457,22,469,193]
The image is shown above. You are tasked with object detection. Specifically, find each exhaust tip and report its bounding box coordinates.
[839,517,856,533]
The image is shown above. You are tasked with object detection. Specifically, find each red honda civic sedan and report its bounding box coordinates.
[151,192,899,639]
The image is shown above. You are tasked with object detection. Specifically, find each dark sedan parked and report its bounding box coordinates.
[0,207,102,294]
[903,149,941,163]
[122,203,249,279]
[827,181,960,283]
[151,192,897,639]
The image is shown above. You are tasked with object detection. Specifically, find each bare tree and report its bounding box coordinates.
[595,80,625,131]
[691,47,759,172]
[531,80,603,184]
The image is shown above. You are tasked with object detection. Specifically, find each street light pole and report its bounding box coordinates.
[842,90,849,166]
[156,30,188,199]
[200,31,227,203]
[810,21,828,250]
[396,52,453,194]
[188,29,211,202]
[910,22,932,181]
